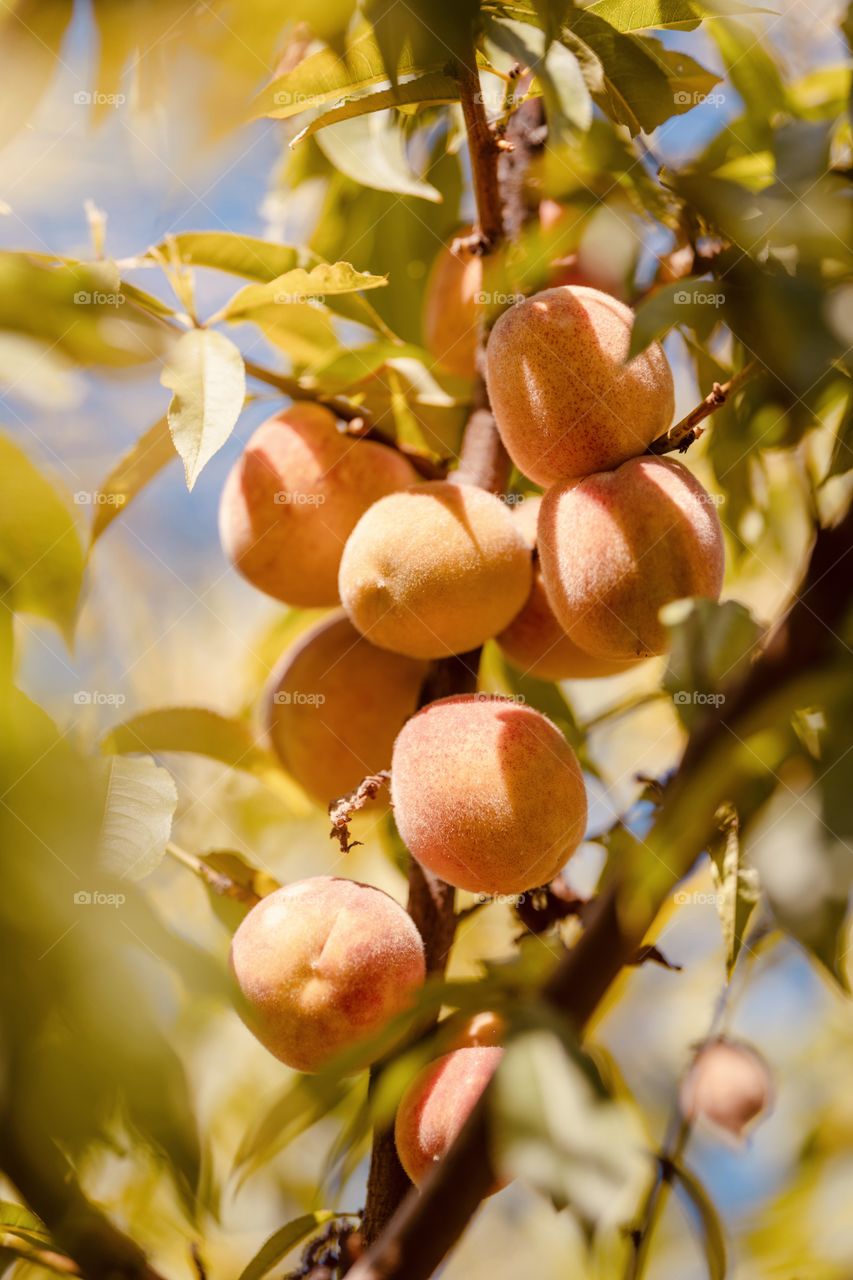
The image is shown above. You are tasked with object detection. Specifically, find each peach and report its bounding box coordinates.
[423,232,481,379]
[484,285,675,485]
[265,613,427,805]
[679,1039,772,1141]
[443,1011,507,1051]
[391,694,587,895]
[395,1047,505,1188]
[219,403,417,606]
[538,456,725,661]
[497,496,641,680]
[229,877,426,1073]
[338,482,532,659]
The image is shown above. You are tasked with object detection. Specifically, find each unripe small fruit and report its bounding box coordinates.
[395,1047,505,1188]
[485,285,674,485]
[679,1039,772,1140]
[539,456,725,661]
[444,1010,507,1050]
[265,613,427,805]
[219,404,417,606]
[229,877,425,1073]
[391,694,587,895]
[339,482,532,659]
[423,232,481,379]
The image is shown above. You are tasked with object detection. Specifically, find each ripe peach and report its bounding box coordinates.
[538,456,725,661]
[264,613,428,805]
[391,694,587,895]
[423,232,481,379]
[497,496,641,680]
[679,1039,772,1141]
[395,1047,505,1188]
[484,285,675,485]
[229,877,426,1073]
[219,403,417,606]
[338,482,532,659]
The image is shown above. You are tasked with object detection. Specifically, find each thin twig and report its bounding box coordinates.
[165,841,262,908]
[647,362,757,456]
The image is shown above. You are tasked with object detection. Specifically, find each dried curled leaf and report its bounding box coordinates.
[329,771,391,854]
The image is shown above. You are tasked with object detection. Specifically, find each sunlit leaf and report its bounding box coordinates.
[160,328,246,489]
[97,755,178,882]
[292,72,459,146]
[223,262,387,318]
[237,1212,338,1280]
[148,233,307,282]
[312,111,444,202]
[90,417,176,544]
[663,599,763,731]
[709,810,761,976]
[0,431,85,642]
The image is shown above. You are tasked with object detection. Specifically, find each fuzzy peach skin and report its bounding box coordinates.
[391,694,587,895]
[538,456,725,661]
[423,232,481,379]
[498,496,642,680]
[679,1040,772,1141]
[265,613,427,805]
[395,1047,506,1189]
[219,403,417,606]
[484,285,675,485]
[229,877,426,1073]
[338,482,532,659]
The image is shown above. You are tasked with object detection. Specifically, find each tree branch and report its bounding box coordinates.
[347,503,853,1280]
[646,362,757,456]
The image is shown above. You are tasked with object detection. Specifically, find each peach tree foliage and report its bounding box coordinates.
[0,2,851,1280]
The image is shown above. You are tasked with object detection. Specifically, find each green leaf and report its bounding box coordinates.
[239,301,341,368]
[0,0,73,149]
[0,430,85,642]
[491,1028,650,1223]
[630,279,727,357]
[708,16,787,120]
[292,71,459,145]
[101,706,310,809]
[148,233,306,282]
[311,111,444,201]
[234,1077,353,1186]
[252,24,448,120]
[486,19,593,137]
[709,810,761,977]
[223,261,387,318]
[97,755,178,882]
[160,329,246,490]
[663,599,763,732]
[237,1212,338,1280]
[198,849,281,931]
[0,1202,52,1246]
[90,417,176,544]
[671,1161,728,1280]
[586,0,773,32]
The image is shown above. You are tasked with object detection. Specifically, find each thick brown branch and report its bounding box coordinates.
[647,362,757,456]
[348,503,853,1280]
[456,57,504,250]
